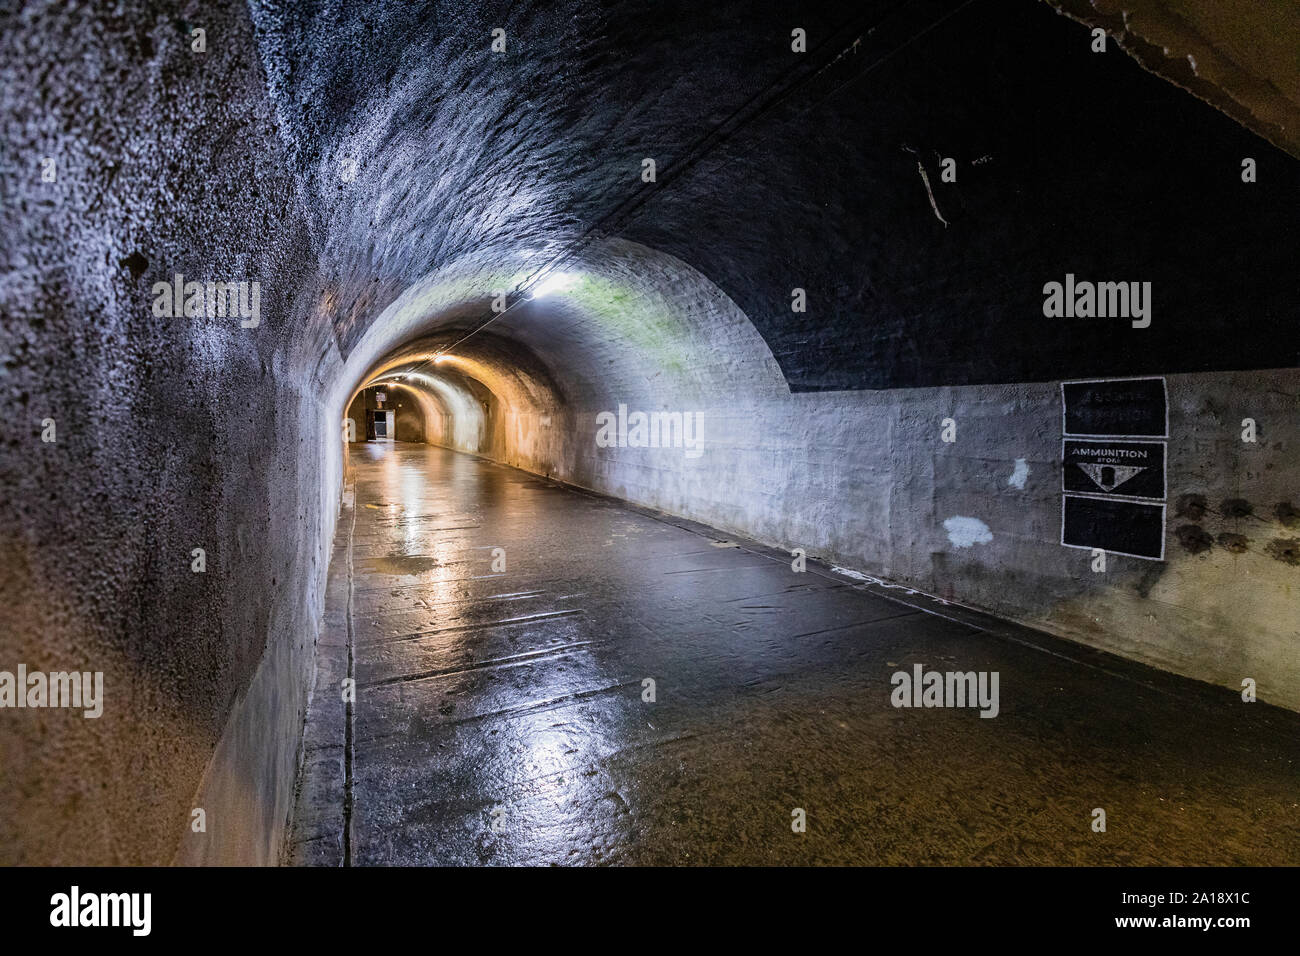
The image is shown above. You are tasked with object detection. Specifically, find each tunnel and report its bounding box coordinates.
[2,0,1299,882]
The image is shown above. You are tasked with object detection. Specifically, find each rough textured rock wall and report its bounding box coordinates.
[1045,0,1300,160]
[0,1,333,865]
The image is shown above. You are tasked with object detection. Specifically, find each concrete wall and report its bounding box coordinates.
[1045,0,1300,159]
[392,404,425,444]
[0,1,336,865]
[554,371,1300,711]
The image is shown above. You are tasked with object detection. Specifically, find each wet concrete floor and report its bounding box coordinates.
[289,442,1300,865]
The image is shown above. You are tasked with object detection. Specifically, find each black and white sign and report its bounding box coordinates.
[1061,494,1166,561]
[1059,376,1169,560]
[1062,439,1165,500]
[1061,377,1167,438]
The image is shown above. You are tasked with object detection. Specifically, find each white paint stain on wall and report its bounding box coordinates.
[944,516,993,548]
[1008,458,1029,489]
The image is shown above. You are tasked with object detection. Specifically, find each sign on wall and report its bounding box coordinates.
[1061,439,1165,500]
[1060,377,1167,438]
[1061,495,1165,561]
[1060,377,1167,560]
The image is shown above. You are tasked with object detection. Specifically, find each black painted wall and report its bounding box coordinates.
[622,0,1300,390]
[254,0,1299,392]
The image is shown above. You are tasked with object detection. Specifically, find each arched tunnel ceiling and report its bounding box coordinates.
[253,0,1300,393]
[329,236,788,420]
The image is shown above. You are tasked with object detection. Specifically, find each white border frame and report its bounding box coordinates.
[1060,375,1169,439]
[1060,438,1167,501]
[1060,493,1167,561]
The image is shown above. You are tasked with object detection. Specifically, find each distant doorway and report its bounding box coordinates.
[366,408,393,441]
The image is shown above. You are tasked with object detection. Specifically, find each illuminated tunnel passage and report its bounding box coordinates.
[287,442,1299,866]
[5,0,1300,871]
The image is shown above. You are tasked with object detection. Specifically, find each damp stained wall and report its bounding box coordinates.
[0,1,334,865]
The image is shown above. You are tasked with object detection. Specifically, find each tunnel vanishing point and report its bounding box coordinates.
[1,0,1298,868]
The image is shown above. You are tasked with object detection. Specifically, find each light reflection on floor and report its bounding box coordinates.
[289,442,1300,866]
